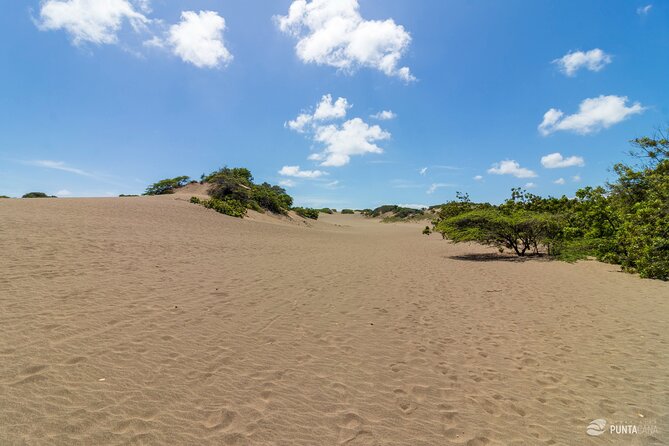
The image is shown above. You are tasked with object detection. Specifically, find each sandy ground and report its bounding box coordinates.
[1,196,668,445]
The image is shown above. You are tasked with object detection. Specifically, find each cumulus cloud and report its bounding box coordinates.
[311,118,390,166]
[487,160,537,178]
[313,94,350,120]
[553,48,612,76]
[279,165,327,179]
[473,175,483,181]
[539,95,644,136]
[38,0,149,45]
[56,189,72,196]
[371,110,397,120]
[540,152,585,169]
[419,167,427,175]
[637,4,652,15]
[572,175,581,182]
[287,94,391,167]
[554,178,566,185]
[166,11,232,68]
[524,182,537,189]
[286,94,350,132]
[279,179,296,187]
[276,0,414,81]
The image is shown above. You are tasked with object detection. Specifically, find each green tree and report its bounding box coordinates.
[435,208,562,256]
[144,176,190,195]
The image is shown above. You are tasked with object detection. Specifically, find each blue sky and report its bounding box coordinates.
[1,0,668,208]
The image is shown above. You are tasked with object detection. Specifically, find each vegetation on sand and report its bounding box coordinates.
[22,192,55,198]
[144,176,190,195]
[432,132,669,280]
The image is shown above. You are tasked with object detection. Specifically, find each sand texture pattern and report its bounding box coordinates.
[1,196,668,445]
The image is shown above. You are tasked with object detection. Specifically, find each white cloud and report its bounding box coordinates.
[419,167,427,175]
[287,94,390,167]
[427,183,455,194]
[279,165,327,179]
[473,175,483,181]
[167,11,232,68]
[38,0,149,45]
[554,178,566,185]
[540,152,585,169]
[311,118,390,166]
[524,182,537,189]
[276,0,414,81]
[56,189,72,196]
[286,94,350,132]
[29,160,93,177]
[371,110,397,120]
[637,4,652,15]
[487,160,537,178]
[539,95,644,135]
[313,94,350,120]
[286,113,313,133]
[572,175,581,182]
[278,179,296,187]
[553,48,612,76]
[324,180,340,189]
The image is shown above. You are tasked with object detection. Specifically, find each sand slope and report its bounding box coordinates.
[1,196,667,445]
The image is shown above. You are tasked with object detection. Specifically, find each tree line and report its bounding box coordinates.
[432,133,669,280]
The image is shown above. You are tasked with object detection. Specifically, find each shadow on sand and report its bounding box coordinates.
[448,253,549,262]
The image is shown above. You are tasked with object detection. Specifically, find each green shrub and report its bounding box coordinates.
[341,209,355,214]
[119,194,139,197]
[22,192,55,198]
[200,197,246,218]
[250,182,293,214]
[190,196,201,204]
[370,205,397,217]
[294,207,319,219]
[0,195,11,199]
[204,167,293,215]
[423,226,432,235]
[145,176,190,195]
[319,208,334,214]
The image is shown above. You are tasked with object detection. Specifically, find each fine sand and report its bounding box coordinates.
[1,195,668,445]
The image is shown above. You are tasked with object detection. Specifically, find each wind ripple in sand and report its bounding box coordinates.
[1,196,668,445]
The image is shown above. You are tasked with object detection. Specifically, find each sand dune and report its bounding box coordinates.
[1,196,667,445]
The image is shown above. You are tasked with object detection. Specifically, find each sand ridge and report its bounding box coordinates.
[1,196,668,445]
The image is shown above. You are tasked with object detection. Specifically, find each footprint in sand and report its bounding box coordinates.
[336,413,375,445]
[202,408,237,431]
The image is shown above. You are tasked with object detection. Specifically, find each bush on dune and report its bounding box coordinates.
[186,167,295,218]
[144,176,190,195]
[341,209,355,214]
[251,182,293,214]
[293,207,319,219]
[22,192,55,198]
